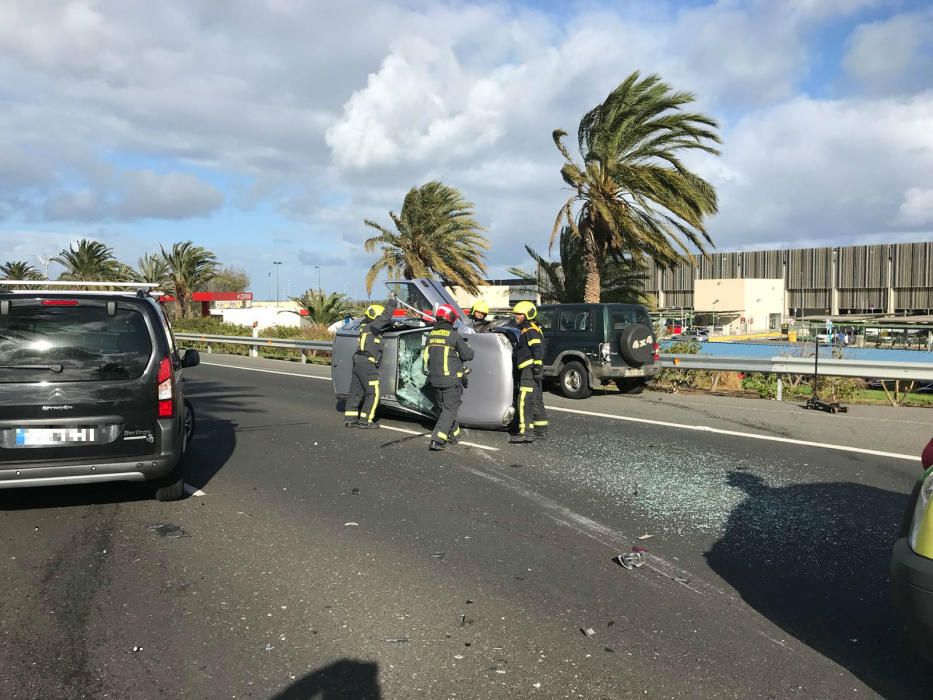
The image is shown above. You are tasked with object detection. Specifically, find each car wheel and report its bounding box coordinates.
[155,462,185,502]
[183,399,196,451]
[559,361,592,399]
[615,378,646,395]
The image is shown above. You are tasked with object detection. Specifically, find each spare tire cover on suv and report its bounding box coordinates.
[618,324,655,366]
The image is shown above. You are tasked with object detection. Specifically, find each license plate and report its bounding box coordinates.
[625,368,645,377]
[14,428,97,447]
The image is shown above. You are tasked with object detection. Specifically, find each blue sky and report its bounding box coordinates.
[1,0,931,299]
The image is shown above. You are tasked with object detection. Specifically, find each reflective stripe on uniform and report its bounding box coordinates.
[517,359,533,369]
[518,391,527,434]
[443,346,450,375]
[345,410,359,417]
[368,356,376,363]
[533,360,543,365]
[359,332,368,351]
[527,338,541,346]
[453,427,461,436]
[534,420,548,426]
[437,432,448,441]
[368,380,380,421]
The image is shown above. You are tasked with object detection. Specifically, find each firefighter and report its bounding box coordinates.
[424,304,474,451]
[345,303,393,429]
[469,300,492,332]
[510,301,548,444]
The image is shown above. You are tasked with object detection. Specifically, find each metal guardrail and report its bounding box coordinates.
[175,333,933,381]
[658,354,933,382]
[174,333,332,361]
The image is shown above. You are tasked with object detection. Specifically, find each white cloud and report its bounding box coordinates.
[843,9,933,94]
[701,93,933,247]
[0,0,931,295]
[897,187,933,227]
[117,171,224,220]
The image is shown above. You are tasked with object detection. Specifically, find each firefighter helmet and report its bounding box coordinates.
[435,304,457,323]
[512,300,537,320]
[364,304,386,320]
[470,300,490,316]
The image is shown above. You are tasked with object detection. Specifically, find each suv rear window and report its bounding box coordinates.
[559,308,593,332]
[0,304,153,383]
[610,307,651,330]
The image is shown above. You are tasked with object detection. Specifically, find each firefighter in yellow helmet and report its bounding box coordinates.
[345,303,392,429]
[510,301,548,443]
[469,299,492,332]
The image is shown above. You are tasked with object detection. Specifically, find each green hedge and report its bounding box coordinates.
[171,317,332,364]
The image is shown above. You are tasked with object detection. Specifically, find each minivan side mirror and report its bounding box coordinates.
[181,348,200,368]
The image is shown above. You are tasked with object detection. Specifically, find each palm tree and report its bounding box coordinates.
[292,290,355,326]
[363,181,489,295]
[161,241,218,318]
[208,266,250,293]
[132,253,171,287]
[508,227,650,304]
[552,71,721,302]
[0,260,43,281]
[53,239,125,282]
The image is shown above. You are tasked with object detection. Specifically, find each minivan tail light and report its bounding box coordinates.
[157,356,174,418]
[42,299,79,306]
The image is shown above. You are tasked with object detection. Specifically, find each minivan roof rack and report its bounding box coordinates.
[0,281,159,289]
[0,281,164,298]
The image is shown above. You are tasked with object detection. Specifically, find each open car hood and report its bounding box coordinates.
[385,280,473,332]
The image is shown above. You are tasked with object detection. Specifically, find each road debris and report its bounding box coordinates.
[581,627,596,638]
[636,533,653,540]
[631,545,649,554]
[351,488,360,495]
[132,646,143,653]
[431,552,446,559]
[344,522,359,527]
[146,523,188,538]
[264,644,274,652]
[533,682,542,689]
[613,552,646,570]
[454,654,464,660]
[385,637,409,644]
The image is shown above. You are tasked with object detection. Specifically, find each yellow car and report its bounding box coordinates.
[890,437,933,656]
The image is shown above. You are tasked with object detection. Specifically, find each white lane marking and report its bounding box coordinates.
[548,405,919,462]
[200,362,330,381]
[184,483,206,497]
[379,423,500,452]
[200,361,917,462]
[459,463,724,598]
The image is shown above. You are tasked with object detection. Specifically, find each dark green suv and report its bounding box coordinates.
[536,303,659,399]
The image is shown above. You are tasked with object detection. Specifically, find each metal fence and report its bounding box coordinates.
[175,333,933,382]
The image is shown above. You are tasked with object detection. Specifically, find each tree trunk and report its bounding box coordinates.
[581,236,601,303]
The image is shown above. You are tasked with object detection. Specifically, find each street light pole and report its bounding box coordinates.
[273,261,283,306]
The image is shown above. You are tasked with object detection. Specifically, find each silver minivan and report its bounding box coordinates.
[331,280,516,429]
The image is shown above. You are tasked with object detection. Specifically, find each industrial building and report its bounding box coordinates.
[643,241,933,318]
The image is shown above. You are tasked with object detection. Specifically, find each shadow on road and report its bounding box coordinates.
[270,659,381,699]
[706,471,933,699]
[0,377,256,510]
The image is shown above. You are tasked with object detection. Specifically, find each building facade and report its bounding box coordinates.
[642,241,933,318]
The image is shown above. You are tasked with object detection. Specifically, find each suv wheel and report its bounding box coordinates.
[155,463,185,501]
[616,378,646,395]
[559,361,592,399]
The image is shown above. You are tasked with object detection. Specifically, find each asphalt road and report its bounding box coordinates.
[1,356,930,699]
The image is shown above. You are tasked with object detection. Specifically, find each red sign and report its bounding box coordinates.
[191,292,253,302]
[159,291,253,303]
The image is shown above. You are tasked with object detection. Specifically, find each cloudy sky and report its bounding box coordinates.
[2,0,932,298]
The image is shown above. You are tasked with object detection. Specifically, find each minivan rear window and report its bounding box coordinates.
[0,304,152,383]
